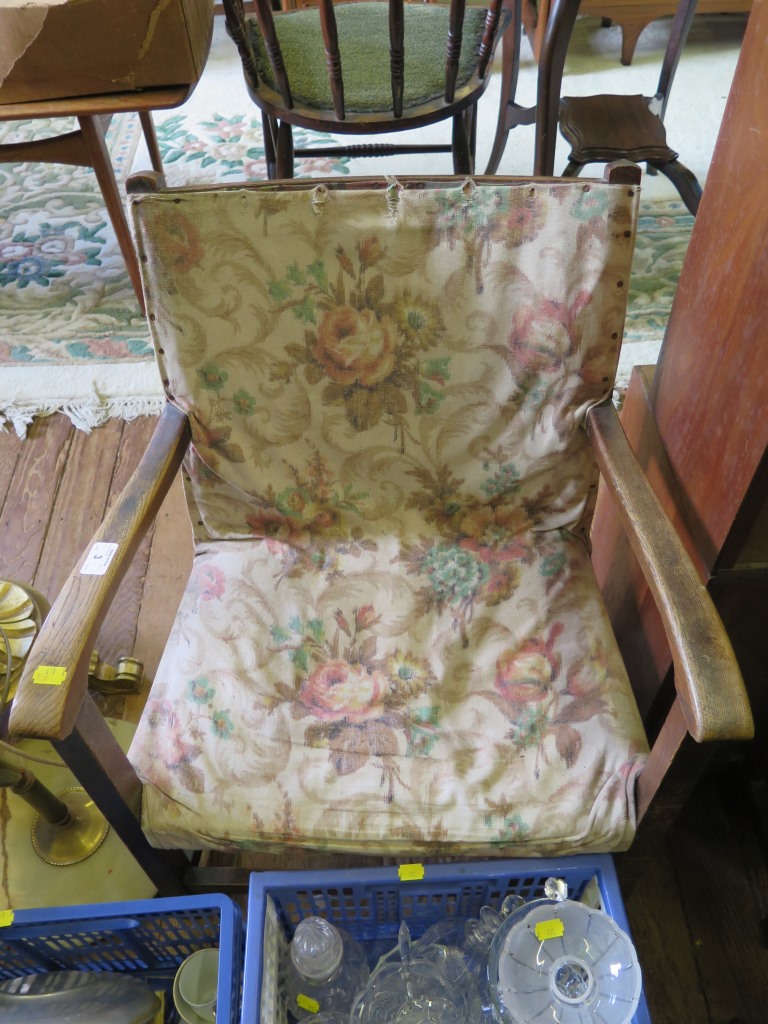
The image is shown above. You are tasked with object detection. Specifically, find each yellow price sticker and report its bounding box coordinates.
[0,910,14,927]
[296,994,320,1013]
[398,863,425,882]
[33,666,67,687]
[535,918,565,941]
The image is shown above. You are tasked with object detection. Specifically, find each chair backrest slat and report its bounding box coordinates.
[254,0,293,108]
[222,0,261,92]
[445,0,467,103]
[477,0,506,79]
[388,0,405,118]
[318,0,346,119]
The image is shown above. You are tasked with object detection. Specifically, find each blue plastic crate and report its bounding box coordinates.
[242,855,651,1024]
[0,893,243,1023]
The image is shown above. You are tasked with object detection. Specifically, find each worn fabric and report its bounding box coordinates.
[129,178,648,853]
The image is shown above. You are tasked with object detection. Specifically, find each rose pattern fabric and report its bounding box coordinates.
[129,179,648,854]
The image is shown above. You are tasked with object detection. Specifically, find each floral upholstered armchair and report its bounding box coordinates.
[9,170,752,894]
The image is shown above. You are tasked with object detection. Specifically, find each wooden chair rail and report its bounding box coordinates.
[9,404,191,743]
[586,401,753,743]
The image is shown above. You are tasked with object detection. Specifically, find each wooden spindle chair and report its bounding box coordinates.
[221,0,512,177]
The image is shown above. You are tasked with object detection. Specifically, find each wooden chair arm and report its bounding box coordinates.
[10,404,191,742]
[586,400,753,743]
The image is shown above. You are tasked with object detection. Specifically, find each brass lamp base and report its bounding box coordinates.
[1,725,155,909]
[31,787,110,866]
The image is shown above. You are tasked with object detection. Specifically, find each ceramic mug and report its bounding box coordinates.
[174,947,219,1023]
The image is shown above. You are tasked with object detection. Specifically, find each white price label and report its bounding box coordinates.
[81,542,119,576]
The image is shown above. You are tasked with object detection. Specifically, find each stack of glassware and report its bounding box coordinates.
[278,879,642,1024]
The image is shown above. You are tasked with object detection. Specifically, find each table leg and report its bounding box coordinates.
[78,115,145,312]
[138,111,165,175]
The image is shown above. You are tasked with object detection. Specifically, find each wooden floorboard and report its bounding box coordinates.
[98,416,160,669]
[32,418,123,610]
[125,471,192,723]
[0,428,22,520]
[2,415,768,1022]
[670,767,768,1024]
[0,415,73,586]
[624,839,710,1023]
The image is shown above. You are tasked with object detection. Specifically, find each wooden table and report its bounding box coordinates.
[0,85,195,310]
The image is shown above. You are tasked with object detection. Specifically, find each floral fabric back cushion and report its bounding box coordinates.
[132,179,639,547]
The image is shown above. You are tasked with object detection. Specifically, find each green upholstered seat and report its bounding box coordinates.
[250,3,490,113]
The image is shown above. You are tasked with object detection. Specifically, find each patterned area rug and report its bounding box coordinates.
[0,84,694,434]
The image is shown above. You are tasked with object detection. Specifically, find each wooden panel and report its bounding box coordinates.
[710,574,768,777]
[32,419,123,607]
[620,840,708,1023]
[124,472,193,723]
[670,768,768,1020]
[651,0,768,573]
[731,488,768,568]
[0,429,23,521]
[0,416,73,586]
[97,417,160,666]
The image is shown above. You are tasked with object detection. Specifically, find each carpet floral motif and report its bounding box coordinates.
[0,115,150,365]
[624,201,693,342]
[0,113,352,368]
[157,112,351,182]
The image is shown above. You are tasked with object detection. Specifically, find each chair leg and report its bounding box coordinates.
[275,120,295,179]
[53,695,188,896]
[534,0,581,176]
[138,111,164,174]
[78,115,145,312]
[485,0,523,175]
[467,105,478,173]
[651,158,702,215]
[562,158,585,177]
[451,113,472,174]
[262,113,277,180]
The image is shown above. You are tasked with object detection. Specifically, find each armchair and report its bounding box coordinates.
[9,167,752,895]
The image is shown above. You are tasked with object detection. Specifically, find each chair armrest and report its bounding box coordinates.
[586,400,753,743]
[10,404,191,742]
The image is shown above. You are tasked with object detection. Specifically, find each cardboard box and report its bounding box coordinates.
[0,0,213,104]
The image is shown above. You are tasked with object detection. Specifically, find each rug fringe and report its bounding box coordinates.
[0,396,165,439]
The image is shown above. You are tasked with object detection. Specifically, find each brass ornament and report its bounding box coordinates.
[31,787,110,866]
[88,651,144,694]
[0,581,43,707]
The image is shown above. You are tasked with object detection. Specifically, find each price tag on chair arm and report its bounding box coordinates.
[81,542,119,575]
[33,666,67,687]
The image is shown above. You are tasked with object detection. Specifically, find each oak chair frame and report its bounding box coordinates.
[220,0,509,177]
[8,170,752,896]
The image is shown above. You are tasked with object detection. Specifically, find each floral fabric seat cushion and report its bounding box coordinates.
[129,178,647,853]
[131,525,647,853]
